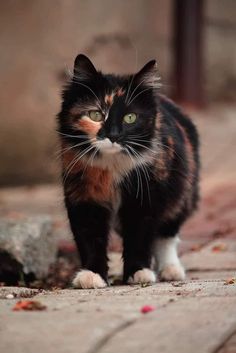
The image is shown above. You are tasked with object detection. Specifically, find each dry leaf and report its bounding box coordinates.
[171,282,186,287]
[224,278,236,285]
[212,243,227,252]
[141,282,152,288]
[13,300,47,311]
[190,244,202,252]
[212,224,234,238]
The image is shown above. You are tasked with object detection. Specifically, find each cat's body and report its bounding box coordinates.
[57,55,199,289]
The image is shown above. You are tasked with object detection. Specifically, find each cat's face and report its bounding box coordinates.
[58,54,161,166]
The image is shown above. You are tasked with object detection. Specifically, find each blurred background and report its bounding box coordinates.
[0,0,235,287]
[0,0,236,185]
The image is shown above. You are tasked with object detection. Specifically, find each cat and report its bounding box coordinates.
[57,54,199,289]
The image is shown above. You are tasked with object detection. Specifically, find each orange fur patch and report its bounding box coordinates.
[105,93,114,106]
[116,88,125,97]
[75,117,101,138]
[62,148,116,204]
[162,122,196,220]
[67,168,115,205]
[155,112,162,130]
[80,166,114,203]
[104,88,125,107]
[155,136,175,180]
[167,136,175,161]
[176,121,195,178]
[155,153,169,180]
[62,149,84,174]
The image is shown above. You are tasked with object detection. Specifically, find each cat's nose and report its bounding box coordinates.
[108,133,119,143]
[107,126,120,143]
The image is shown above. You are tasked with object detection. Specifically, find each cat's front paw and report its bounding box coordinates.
[72,270,107,289]
[159,264,185,281]
[128,268,156,285]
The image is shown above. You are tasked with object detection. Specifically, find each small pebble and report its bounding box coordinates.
[169,298,176,302]
[6,294,14,299]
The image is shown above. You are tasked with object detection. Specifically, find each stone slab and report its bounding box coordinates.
[1,278,236,353]
[217,331,236,353]
[0,286,172,353]
[188,270,236,280]
[182,239,236,271]
[138,279,236,298]
[100,297,236,353]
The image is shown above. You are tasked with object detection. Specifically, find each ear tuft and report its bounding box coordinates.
[73,54,97,79]
[135,60,161,89]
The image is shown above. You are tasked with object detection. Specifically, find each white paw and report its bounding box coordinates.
[159,264,186,281]
[72,270,107,289]
[128,268,156,285]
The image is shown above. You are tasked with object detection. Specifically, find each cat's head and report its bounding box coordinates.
[58,54,161,167]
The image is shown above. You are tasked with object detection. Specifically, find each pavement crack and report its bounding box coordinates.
[87,297,181,353]
[87,319,136,353]
[213,327,236,353]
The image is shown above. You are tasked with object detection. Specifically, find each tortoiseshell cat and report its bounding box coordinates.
[57,54,199,289]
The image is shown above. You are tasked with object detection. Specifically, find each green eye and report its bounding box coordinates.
[89,111,103,122]
[123,113,137,124]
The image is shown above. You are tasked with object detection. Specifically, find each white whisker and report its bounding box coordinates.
[82,146,99,177]
[127,77,151,105]
[127,146,151,205]
[57,131,90,139]
[71,79,102,110]
[127,87,157,106]
[124,147,140,199]
[55,139,95,160]
[125,145,144,203]
[127,137,186,167]
[127,140,155,154]
[125,75,135,104]
[62,145,95,184]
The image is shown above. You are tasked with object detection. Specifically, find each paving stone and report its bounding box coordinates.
[182,239,236,271]
[0,285,174,315]
[0,286,41,299]
[188,270,236,280]
[1,276,235,353]
[100,297,236,353]
[0,186,235,353]
[0,286,172,353]
[140,279,236,298]
[0,309,133,353]
[217,332,236,353]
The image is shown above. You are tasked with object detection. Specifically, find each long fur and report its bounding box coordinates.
[57,54,200,286]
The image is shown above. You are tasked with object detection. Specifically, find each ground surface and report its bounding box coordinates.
[0,105,236,352]
[0,242,236,353]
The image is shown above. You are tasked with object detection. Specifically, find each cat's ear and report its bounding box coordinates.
[134,60,161,89]
[73,54,97,79]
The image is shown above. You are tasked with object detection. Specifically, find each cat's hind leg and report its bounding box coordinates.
[154,236,185,281]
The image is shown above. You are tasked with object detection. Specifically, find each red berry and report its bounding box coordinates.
[141,305,156,314]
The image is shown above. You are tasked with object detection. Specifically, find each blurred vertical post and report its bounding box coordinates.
[173,0,204,107]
